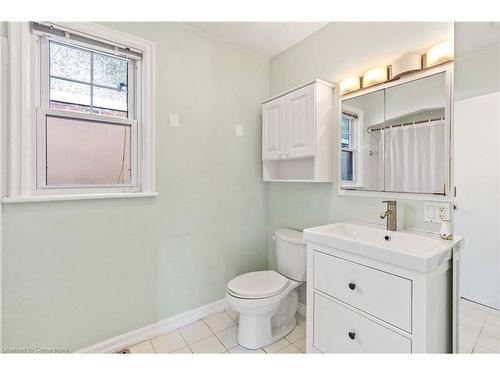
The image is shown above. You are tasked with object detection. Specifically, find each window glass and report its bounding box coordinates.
[93,53,128,89]
[341,150,353,181]
[50,42,91,82]
[341,117,351,148]
[46,115,131,186]
[49,41,128,118]
[50,78,91,107]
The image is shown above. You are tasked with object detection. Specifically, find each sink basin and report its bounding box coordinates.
[303,221,460,272]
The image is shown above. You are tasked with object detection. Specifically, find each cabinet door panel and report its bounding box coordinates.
[313,250,412,333]
[313,293,412,353]
[285,84,315,159]
[262,98,283,160]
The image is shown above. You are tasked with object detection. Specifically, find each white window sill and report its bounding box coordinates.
[341,183,366,189]
[2,192,159,204]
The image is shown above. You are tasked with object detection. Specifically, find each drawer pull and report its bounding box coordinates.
[348,282,356,290]
[348,331,356,340]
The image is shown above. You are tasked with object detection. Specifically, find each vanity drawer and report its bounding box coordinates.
[313,293,412,353]
[313,250,412,332]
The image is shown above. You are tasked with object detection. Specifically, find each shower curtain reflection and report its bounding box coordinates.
[383,120,445,193]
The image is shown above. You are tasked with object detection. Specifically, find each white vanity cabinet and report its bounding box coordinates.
[304,222,456,353]
[262,79,334,182]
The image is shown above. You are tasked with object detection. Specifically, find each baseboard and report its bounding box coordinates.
[297,302,306,317]
[78,298,229,353]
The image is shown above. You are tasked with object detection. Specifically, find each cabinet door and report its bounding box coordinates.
[262,98,284,160]
[284,84,315,159]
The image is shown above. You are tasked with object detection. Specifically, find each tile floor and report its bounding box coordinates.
[125,309,307,354]
[458,298,500,354]
[123,298,500,354]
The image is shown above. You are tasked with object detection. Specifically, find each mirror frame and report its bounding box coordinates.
[337,63,454,202]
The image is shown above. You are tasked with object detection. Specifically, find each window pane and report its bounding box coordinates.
[50,78,91,107]
[50,42,91,83]
[341,117,351,148]
[342,117,350,134]
[341,150,353,181]
[93,53,128,89]
[93,87,127,112]
[46,115,131,186]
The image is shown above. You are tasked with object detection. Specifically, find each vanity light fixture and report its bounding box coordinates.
[391,53,422,79]
[339,76,361,96]
[361,66,388,88]
[424,40,453,68]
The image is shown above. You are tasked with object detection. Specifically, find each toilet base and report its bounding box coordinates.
[236,289,299,350]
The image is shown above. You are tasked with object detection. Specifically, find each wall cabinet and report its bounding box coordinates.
[262,80,334,182]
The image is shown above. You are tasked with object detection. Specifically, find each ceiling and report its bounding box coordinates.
[186,22,328,57]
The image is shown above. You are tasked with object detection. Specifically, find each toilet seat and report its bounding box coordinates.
[227,270,289,299]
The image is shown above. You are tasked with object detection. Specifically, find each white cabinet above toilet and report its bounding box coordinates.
[262,79,334,182]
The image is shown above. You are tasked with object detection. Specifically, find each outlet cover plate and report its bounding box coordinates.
[424,202,451,223]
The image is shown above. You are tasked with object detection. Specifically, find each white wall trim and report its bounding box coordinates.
[77,298,229,354]
[297,302,306,317]
[0,35,8,350]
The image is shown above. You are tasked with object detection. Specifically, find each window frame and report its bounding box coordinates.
[340,105,364,188]
[4,22,157,202]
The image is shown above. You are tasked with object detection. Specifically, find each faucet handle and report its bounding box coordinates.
[382,200,396,203]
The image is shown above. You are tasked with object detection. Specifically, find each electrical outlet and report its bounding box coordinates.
[437,206,448,221]
[424,202,451,223]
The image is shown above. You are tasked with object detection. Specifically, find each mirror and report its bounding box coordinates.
[340,71,449,195]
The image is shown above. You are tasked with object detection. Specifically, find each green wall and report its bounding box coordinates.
[266,22,453,302]
[1,22,269,351]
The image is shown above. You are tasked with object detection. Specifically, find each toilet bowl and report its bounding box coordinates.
[226,229,306,349]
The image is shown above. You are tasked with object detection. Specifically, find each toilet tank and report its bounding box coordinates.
[275,228,307,281]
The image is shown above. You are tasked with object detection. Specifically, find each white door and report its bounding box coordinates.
[454,92,500,310]
[284,84,315,159]
[262,98,283,160]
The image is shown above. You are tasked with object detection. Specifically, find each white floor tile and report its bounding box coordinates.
[294,337,306,353]
[128,340,155,354]
[459,320,483,343]
[460,298,492,312]
[296,314,306,328]
[458,339,475,354]
[286,325,306,343]
[263,338,290,353]
[151,330,186,353]
[225,308,239,323]
[189,335,226,354]
[215,326,239,350]
[460,304,489,321]
[473,344,500,354]
[203,312,236,333]
[486,309,500,327]
[229,345,265,354]
[172,346,192,354]
[277,344,302,354]
[179,320,213,345]
[476,325,500,352]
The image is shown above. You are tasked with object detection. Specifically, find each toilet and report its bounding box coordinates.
[225,228,306,349]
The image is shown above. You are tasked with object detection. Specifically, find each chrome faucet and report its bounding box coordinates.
[380,200,397,231]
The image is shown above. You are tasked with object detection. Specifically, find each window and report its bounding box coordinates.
[5,22,156,202]
[40,40,135,189]
[341,112,357,183]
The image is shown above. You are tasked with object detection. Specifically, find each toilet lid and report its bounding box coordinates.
[227,271,289,299]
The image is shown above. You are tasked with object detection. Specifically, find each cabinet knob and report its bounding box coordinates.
[348,282,356,290]
[348,332,356,340]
